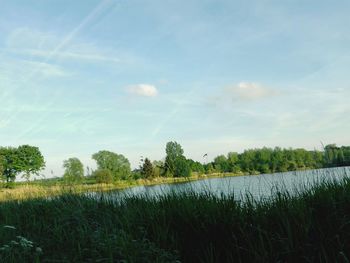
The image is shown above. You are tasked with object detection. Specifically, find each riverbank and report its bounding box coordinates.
[1,176,350,262]
[0,172,246,201]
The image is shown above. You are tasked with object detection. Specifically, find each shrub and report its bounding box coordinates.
[93,169,113,184]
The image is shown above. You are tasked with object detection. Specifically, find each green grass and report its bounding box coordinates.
[0,172,244,201]
[1,177,350,262]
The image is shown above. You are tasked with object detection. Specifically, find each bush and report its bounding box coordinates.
[174,157,191,177]
[93,169,113,184]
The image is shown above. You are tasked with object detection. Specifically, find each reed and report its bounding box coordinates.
[1,176,350,262]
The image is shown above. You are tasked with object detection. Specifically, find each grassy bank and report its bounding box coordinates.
[0,172,244,201]
[1,176,350,262]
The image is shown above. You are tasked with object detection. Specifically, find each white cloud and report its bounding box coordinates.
[226,82,278,101]
[126,84,158,97]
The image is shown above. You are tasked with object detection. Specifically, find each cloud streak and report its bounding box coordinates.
[5,48,122,64]
[226,82,278,102]
[126,84,158,97]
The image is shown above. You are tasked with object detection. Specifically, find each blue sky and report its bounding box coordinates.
[1,0,350,177]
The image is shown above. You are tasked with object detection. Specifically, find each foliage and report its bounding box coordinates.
[164,141,185,176]
[2,177,350,262]
[187,159,205,174]
[0,225,42,262]
[324,144,350,167]
[93,169,113,184]
[152,160,165,178]
[141,158,155,179]
[92,150,131,180]
[63,157,84,184]
[0,145,45,184]
[208,145,347,175]
[174,156,191,177]
[17,145,45,181]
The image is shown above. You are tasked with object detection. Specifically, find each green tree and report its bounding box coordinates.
[164,141,185,176]
[93,169,113,184]
[0,155,5,184]
[0,145,45,184]
[141,158,154,179]
[187,159,205,174]
[63,157,84,184]
[17,145,45,181]
[92,150,131,180]
[174,156,191,177]
[213,155,229,173]
[153,160,165,178]
[227,152,240,173]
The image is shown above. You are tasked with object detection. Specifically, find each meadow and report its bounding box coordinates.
[1,173,350,262]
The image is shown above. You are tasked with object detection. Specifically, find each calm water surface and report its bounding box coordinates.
[91,166,350,201]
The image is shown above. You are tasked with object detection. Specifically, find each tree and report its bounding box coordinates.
[0,155,5,183]
[141,158,154,179]
[63,157,84,184]
[92,150,131,180]
[174,156,191,177]
[0,145,45,184]
[227,152,240,172]
[93,169,113,184]
[153,160,165,178]
[187,159,205,174]
[17,145,45,181]
[164,141,184,176]
[213,155,229,173]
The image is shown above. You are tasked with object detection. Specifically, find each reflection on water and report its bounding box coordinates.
[88,166,350,201]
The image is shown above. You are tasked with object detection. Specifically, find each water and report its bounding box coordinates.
[90,166,350,201]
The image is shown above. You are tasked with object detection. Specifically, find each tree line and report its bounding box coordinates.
[1,142,350,185]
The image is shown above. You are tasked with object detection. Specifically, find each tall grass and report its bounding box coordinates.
[1,177,350,262]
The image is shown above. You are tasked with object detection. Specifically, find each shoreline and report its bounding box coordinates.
[1,166,348,201]
[0,172,246,201]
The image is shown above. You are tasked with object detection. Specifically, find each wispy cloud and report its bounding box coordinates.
[6,48,122,64]
[225,82,278,102]
[4,25,123,65]
[20,60,68,77]
[126,84,158,97]
[207,82,279,109]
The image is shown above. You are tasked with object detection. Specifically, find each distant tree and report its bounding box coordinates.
[204,163,216,174]
[187,159,205,174]
[0,145,45,184]
[152,160,165,177]
[213,155,229,173]
[92,150,131,180]
[141,158,154,179]
[93,169,113,184]
[17,145,45,181]
[174,156,191,177]
[227,152,240,172]
[63,157,84,184]
[164,141,185,176]
[0,155,5,183]
[324,144,338,167]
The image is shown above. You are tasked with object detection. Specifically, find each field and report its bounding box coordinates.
[1,175,350,262]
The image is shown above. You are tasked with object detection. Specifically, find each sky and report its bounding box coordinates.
[0,0,350,177]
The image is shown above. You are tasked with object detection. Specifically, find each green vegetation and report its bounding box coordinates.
[207,145,350,175]
[93,169,114,184]
[1,142,350,192]
[92,150,131,180]
[63,157,84,184]
[140,158,155,179]
[1,176,350,262]
[0,145,45,185]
